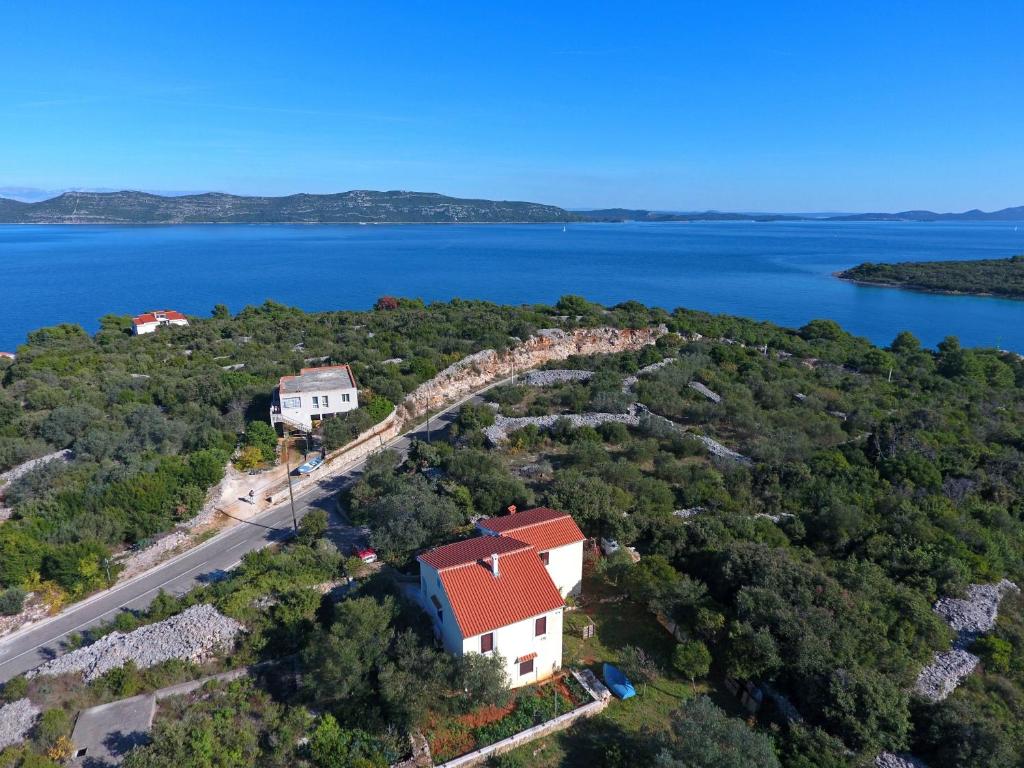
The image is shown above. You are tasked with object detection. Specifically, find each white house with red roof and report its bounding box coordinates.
[417,528,574,688]
[270,364,359,434]
[476,506,586,598]
[131,310,189,335]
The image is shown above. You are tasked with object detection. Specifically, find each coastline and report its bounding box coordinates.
[833,272,1023,302]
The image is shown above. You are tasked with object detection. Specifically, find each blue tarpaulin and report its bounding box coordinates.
[603,663,636,699]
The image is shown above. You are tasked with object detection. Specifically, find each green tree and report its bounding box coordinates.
[298,509,329,546]
[820,667,909,752]
[890,330,921,354]
[308,714,388,768]
[672,640,711,688]
[243,420,278,463]
[653,696,780,768]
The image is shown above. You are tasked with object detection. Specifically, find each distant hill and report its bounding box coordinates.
[576,208,803,222]
[2,190,1021,224]
[838,255,1024,299]
[0,190,580,224]
[578,206,1024,223]
[828,206,1024,222]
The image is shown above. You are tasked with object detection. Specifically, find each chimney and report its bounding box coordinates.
[507,504,517,515]
[491,552,500,577]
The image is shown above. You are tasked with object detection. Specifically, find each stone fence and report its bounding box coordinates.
[432,670,610,768]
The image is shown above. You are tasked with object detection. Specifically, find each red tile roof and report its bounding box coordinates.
[418,535,529,570]
[517,652,538,663]
[133,310,187,325]
[477,507,585,553]
[418,536,564,638]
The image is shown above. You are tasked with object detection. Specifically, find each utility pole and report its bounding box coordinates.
[284,436,299,533]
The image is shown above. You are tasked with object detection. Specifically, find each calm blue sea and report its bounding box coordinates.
[1,221,1022,352]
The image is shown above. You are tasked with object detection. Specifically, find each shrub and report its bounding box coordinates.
[0,587,26,616]
[366,395,395,423]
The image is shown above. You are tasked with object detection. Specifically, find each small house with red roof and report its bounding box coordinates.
[477,506,585,598]
[416,507,584,688]
[270,364,358,434]
[131,310,189,335]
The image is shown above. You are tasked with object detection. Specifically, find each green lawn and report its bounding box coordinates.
[495,569,710,767]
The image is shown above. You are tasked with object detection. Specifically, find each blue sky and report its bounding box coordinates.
[2,2,1022,211]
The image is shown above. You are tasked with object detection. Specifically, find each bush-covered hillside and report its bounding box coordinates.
[0,297,661,600]
[839,254,1024,299]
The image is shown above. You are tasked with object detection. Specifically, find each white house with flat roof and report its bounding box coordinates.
[270,364,358,434]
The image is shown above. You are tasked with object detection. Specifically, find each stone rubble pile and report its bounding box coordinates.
[484,411,641,444]
[875,753,928,768]
[913,579,1019,702]
[520,369,594,386]
[933,579,1019,635]
[914,649,979,702]
[0,699,41,750]
[27,604,243,682]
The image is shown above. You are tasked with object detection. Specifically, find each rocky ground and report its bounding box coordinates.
[519,369,594,386]
[914,579,1019,702]
[484,410,641,444]
[27,604,243,682]
[0,698,40,750]
[875,753,928,768]
[933,579,1019,634]
[914,649,979,702]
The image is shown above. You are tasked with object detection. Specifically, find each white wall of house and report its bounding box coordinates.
[272,385,358,431]
[419,561,564,689]
[542,541,584,598]
[419,563,466,654]
[132,317,189,335]
[462,608,564,689]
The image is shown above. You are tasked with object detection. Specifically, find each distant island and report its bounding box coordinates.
[1,189,1023,224]
[0,190,578,224]
[838,255,1024,299]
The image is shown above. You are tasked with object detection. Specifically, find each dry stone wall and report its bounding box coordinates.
[914,579,1019,702]
[397,326,666,422]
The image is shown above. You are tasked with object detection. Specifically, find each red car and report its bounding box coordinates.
[354,546,378,564]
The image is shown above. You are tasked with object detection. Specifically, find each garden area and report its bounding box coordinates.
[424,673,591,763]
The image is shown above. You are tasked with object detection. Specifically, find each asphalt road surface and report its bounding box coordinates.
[0,402,468,683]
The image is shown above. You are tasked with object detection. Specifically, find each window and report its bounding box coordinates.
[480,633,494,653]
[539,551,549,565]
[321,395,329,407]
[519,658,534,676]
[431,595,443,624]
[312,396,319,409]
[535,616,547,636]
[282,397,301,409]
[341,393,351,403]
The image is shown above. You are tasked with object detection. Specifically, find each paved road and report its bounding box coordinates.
[0,403,468,683]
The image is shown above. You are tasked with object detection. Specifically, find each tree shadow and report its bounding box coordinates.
[104,727,152,755]
[555,716,654,767]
